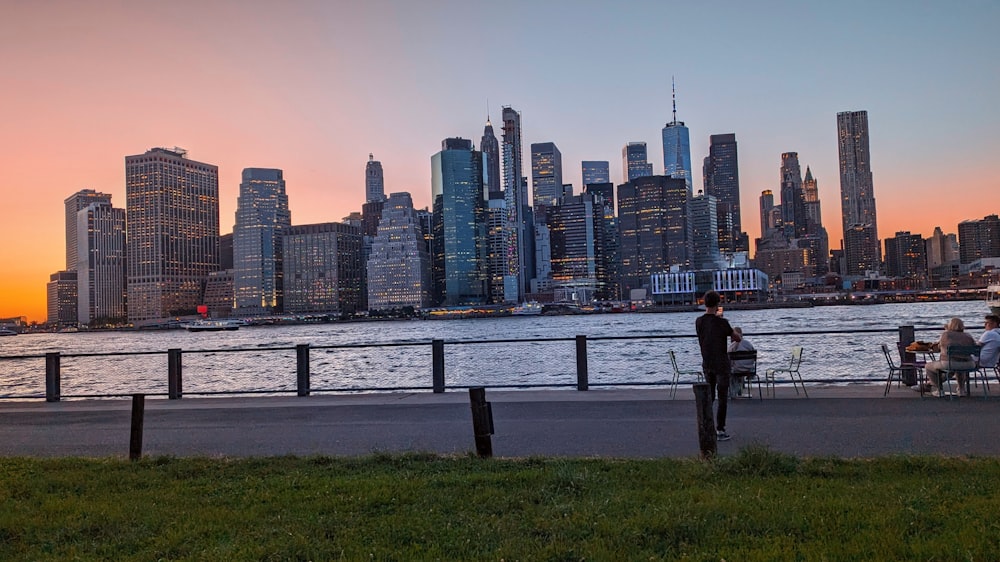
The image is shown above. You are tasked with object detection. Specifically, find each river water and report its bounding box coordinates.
[0,301,992,399]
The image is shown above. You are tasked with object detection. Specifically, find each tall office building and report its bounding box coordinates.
[689,192,722,270]
[431,137,488,306]
[837,110,880,275]
[617,175,690,295]
[884,231,926,280]
[703,133,746,253]
[547,193,605,303]
[622,142,653,182]
[65,189,112,271]
[367,192,432,310]
[957,214,1000,265]
[759,190,776,238]
[481,116,502,198]
[282,222,363,314]
[502,106,530,301]
[76,202,126,324]
[233,168,291,316]
[365,154,385,203]
[485,194,509,304]
[585,183,620,301]
[779,152,805,238]
[582,161,610,188]
[125,147,219,322]
[661,81,692,191]
[801,166,830,274]
[531,142,563,209]
[46,271,78,328]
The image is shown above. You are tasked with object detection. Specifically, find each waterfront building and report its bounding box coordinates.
[958,215,1000,265]
[65,189,112,271]
[481,117,502,198]
[125,147,219,322]
[650,268,768,305]
[884,231,927,281]
[617,175,690,296]
[365,154,385,203]
[203,269,234,318]
[622,142,653,182]
[485,194,509,304]
[703,133,747,253]
[837,110,881,275]
[502,106,530,301]
[585,183,620,301]
[547,193,604,303]
[431,137,488,306]
[661,81,692,191]
[282,222,363,315]
[233,168,291,316]
[76,202,126,324]
[581,160,610,187]
[779,152,806,239]
[46,270,78,328]
[367,192,432,310]
[531,142,563,209]
[753,246,814,286]
[690,191,723,270]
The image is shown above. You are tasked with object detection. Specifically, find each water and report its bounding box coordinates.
[0,301,991,399]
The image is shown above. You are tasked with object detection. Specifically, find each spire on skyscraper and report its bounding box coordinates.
[804,166,813,182]
[671,76,677,125]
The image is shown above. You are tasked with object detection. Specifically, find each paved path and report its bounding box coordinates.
[2,385,999,459]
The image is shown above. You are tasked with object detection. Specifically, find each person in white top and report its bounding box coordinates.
[727,327,756,397]
[977,314,1000,369]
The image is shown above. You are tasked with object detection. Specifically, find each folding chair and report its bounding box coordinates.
[946,344,989,398]
[668,350,703,399]
[765,346,807,397]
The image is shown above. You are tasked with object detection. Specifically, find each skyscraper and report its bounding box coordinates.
[759,190,776,238]
[837,110,880,275]
[367,192,432,310]
[282,222,363,314]
[884,231,926,280]
[703,133,746,253]
[233,168,291,315]
[547,193,604,304]
[531,142,563,209]
[622,142,653,182]
[125,147,219,322]
[617,175,690,295]
[502,106,529,301]
[65,189,112,271]
[661,80,692,191]
[76,202,126,324]
[958,215,1000,265]
[365,154,385,203]
[689,191,722,270]
[581,161,610,187]
[481,116,502,198]
[431,137,488,306]
[46,271,78,328]
[779,152,805,238]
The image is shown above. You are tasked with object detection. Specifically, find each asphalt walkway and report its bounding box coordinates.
[2,384,999,459]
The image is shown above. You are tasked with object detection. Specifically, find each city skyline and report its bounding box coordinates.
[2,1,998,322]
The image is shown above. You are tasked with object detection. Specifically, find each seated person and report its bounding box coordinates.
[727,327,756,397]
[922,317,977,396]
[977,314,1000,369]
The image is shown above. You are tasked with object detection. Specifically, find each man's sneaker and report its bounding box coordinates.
[716,430,731,441]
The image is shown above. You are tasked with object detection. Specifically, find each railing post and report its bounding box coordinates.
[129,394,145,461]
[168,348,182,399]
[432,339,445,393]
[899,325,917,386]
[296,344,311,396]
[45,352,61,402]
[469,387,494,458]
[576,335,589,391]
[693,382,717,459]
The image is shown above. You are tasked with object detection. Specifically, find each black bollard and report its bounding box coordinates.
[45,352,61,402]
[167,349,182,399]
[468,387,494,458]
[129,394,145,461]
[296,344,311,396]
[693,383,717,459]
[432,339,445,393]
[576,335,589,391]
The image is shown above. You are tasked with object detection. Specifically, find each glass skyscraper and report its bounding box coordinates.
[703,133,746,253]
[531,141,563,209]
[282,222,363,314]
[837,110,880,275]
[125,147,219,323]
[622,142,653,182]
[617,175,691,295]
[233,168,291,315]
[661,84,692,191]
[581,161,610,187]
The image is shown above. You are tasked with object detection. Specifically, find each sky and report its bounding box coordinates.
[1,0,998,323]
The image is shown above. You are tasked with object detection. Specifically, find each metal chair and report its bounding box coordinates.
[764,346,807,397]
[946,344,988,398]
[728,350,760,399]
[668,350,703,399]
[882,344,908,396]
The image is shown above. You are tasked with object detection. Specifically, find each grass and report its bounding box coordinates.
[2,446,1000,560]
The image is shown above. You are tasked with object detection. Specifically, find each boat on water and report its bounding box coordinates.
[511,301,543,316]
[987,285,1000,315]
[0,327,17,336]
[181,319,245,332]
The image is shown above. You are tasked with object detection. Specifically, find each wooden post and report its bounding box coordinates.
[432,339,445,393]
[576,335,589,391]
[693,383,717,459]
[296,344,311,396]
[129,394,145,461]
[899,325,917,386]
[45,352,61,403]
[168,348,182,399]
[469,387,494,458]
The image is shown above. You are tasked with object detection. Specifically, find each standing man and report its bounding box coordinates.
[695,290,740,441]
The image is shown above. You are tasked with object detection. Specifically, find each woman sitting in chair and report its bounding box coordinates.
[921,317,977,397]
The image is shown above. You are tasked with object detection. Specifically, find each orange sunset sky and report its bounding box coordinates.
[2,1,998,323]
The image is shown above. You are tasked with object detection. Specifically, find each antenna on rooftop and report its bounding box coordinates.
[671,76,677,124]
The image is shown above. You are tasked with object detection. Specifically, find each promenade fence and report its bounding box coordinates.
[0,325,937,402]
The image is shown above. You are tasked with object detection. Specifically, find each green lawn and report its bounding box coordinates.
[2,447,999,560]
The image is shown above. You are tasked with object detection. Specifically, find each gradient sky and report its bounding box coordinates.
[2,0,998,323]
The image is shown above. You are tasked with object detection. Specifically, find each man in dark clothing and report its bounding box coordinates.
[695,290,740,441]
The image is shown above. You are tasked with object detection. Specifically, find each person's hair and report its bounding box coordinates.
[733,326,743,335]
[946,317,965,332]
[704,291,720,308]
[986,314,1000,325]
